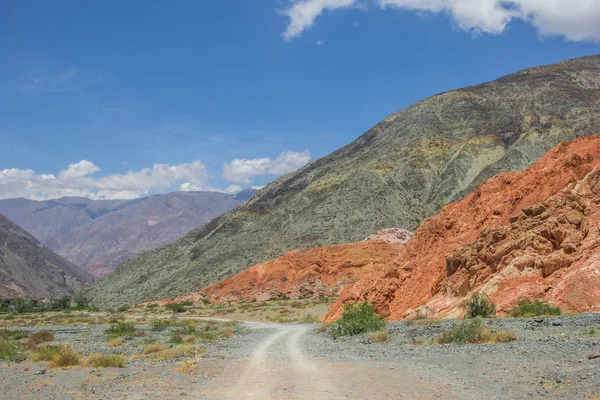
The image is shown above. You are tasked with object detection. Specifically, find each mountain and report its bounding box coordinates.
[325,136,600,320]
[0,190,255,277]
[0,213,93,299]
[87,55,600,307]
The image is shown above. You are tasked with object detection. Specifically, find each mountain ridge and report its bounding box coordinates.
[87,55,600,307]
[0,213,93,299]
[0,190,255,277]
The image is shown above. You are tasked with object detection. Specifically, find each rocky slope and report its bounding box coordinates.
[326,136,600,321]
[0,190,254,277]
[0,213,93,299]
[88,55,600,307]
[167,240,404,304]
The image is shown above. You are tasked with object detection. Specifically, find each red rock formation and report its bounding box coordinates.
[168,240,404,304]
[325,137,600,321]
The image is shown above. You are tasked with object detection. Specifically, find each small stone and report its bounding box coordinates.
[35,369,46,375]
[551,319,564,326]
[23,367,28,372]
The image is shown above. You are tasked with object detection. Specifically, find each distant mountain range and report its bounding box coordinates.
[0,213,93,299]
[0,189,256,277]
[87,55,600,307]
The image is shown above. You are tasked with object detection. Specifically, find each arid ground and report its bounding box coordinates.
[1,300,600,400]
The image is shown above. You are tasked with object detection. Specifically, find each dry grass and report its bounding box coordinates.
[316,323,332,333]
[34,346,84,367]
[88,353,128,368]
[149,344,197,360]
[177,358,198,375]
[108,337,125,347]
[142,344,169,355]
[366,331,389,343]
[219,327,235,338]
[23,330,54,350]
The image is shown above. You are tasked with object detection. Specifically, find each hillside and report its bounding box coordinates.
[326,136,600,321]
[166,240,405,304]
[0,190,255,277]
[88,55,600,307]
[0,213,93,299]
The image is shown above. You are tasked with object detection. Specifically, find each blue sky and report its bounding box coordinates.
[1,0,599,199]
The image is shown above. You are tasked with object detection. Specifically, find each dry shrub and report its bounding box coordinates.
[48,346,83,367]
[177,358,198,375]
[365,331,389,343]
[219,327,235,338]
[315,323,332,333]
[150,344,195,360]
[108,337,124,347]
[142,344,168,355]
[88,353,127,368]
[23,330,55,350]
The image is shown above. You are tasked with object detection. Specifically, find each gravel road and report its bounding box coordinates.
[2,314,600,399]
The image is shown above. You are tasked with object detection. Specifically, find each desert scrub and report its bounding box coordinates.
[33,345,83,367]
[0,338,24,362]
[24,330,54,350]
[330,301,385,339]
[508,299,561,317]
[108,337,125,347]
[88,354,127,368]
[365,331,389,343]
[150,319,171,332]
[166,303,186,313]
[149,344,200,360]
[142,344,169,355]
[464,293,496,318]
[436,318,517,345]
[105,322,137,339]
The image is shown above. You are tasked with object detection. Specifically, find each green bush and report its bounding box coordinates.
[117,305,129,312]
[436,318,517,345]
[0,338,24,362]
[464,293,496,318]
[508,299,561,318]
[200,298,211,305]
[150,319,171,332]
[105,322,137,339]
[437,318,485,344]
[330,301,385,339]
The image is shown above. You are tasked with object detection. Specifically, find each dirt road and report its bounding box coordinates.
[199,322,465,400]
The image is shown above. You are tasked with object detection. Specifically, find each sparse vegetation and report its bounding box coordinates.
[436,318,517,345]
[88,353,127,368]
[105,322,137,339]
[508,299,562,317]
[464,293,496,318]
[142,344,169,355]
[365,330,389,343]
[0,338,24,361]
[34,345,84,367]
[330,301,385,339]
[150,319,171,332]
[166,303,186,313]
[108,337,125,347]
[24,330,54,350]
[117,305,129,312]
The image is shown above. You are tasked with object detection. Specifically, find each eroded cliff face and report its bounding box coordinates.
[166,241,404,304]
[326,137,600,321]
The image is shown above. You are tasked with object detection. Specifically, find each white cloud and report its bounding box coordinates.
[224,184,243,194]
[281,0,358,40]
[281,0,600,42]
[316,39,325,45]
[223,151,311,184]
[0,160,210,200]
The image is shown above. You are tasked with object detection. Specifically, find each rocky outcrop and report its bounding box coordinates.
[326,136,600,321]
[167,241,404,304]
[88,55,600,307]
[364,228,413,245]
